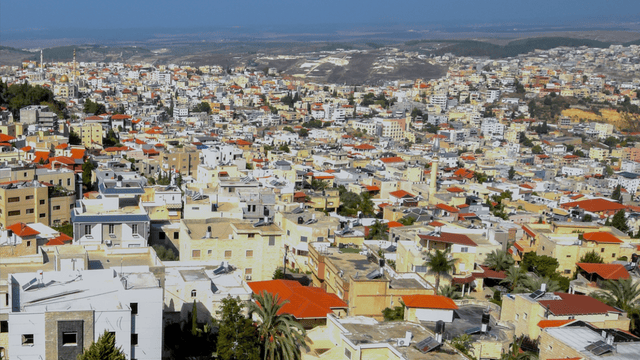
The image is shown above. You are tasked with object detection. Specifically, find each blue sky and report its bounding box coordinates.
[1,0,639,32]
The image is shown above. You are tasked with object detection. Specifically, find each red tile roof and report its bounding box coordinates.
[402,295,458,310]
[0,134,15,142]
[248,280,347,319]
[560,198,627,213]
[446,187,465,193]
[389,190,415,199]
[7,223,39,237]
[387,221,404,228]
[363,185,380,191]
[436,203,459,213]
[477,265,507,279]
[582,232,623,244]
[576,263,630,280]
[418,232,477,247]
[537,319,575,329]
[354,143,376,150]
[380,156,404,164]
[538,292,621,316]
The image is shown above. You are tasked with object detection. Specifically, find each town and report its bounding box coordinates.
[0,41,640,360]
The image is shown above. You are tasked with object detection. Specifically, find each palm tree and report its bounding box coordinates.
[439,284,461,299]
[367,221,388,240]
[484,250,515,271]
[595,278,640,310]
[249,291,307,360]
[501,337,538,360]
[522,277,561,293]
[310,179,327,191]
[501,266,527,293]
[424,248,456,294]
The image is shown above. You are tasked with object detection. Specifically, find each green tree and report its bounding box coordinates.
[82,159,95,188]
[152,245,177,261]
[522,276,562,293]
[595,278,640,311]
[69,129,82,145]
[278,144,290,153]
[501,337,538,360]
[484,250,515,271]
[193,101,212,114]
[310,179,327,191]
[583,214,593,222]
[501,266,527,292]
[358,192,375,216]
[216,296,260,360]
[249,291,307,360]
[611,209,629,233]
[521,252,558,278]
[83,99,106,115]
[298,128,308,137]
[366,220,388,240]
[398,216,416,226]
[508,166,516,180]
[272,268,285,280]
[78,331,126,360]
[191,300,199,336]
[531,145,543,154]
[579,250,604,264]
[611,184,622,201]
[382,301,405,321]
[451,334,472,356]
[423,248,456,294]
[439,284,460,299]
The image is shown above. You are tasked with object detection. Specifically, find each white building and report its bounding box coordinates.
[609,172,640,194]
[201,145,244,168]
[7,269,163,360]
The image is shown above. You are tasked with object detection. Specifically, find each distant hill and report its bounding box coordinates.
[407,37,612,58]
[0,46,30,54]
[623,38,640,46]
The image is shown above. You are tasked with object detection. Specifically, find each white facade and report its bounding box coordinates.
[413,308,455,323]
[7,269,163,360]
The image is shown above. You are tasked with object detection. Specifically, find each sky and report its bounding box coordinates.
[1,0,639,33]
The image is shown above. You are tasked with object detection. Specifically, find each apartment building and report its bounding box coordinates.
[70,122,103,148]
[160,148,201,178]
[72,177,150,248]
[179,217,284,281]
[5,269,162,360]
[0,180,74,229]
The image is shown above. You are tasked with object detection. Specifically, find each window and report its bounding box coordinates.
[246,250,253,257]
[601,248,605,253]
[564,269,571,274]
[25,195,34,200]
[300,236,308,243]
[53,205,61,211]
[8,197,19,203]
[207,249,212,255]
[523,313,528,320]
[0,321,7,333]
[248,233,255,238]
[224,250,232,258]
[130,303,138,315]
[26,241,31,247]
[62,332,77,346]
[174,232,179,240]
[84,225,91,235]
[566,255,571,257]
[191,289,197,297]
[159,232,166,240]
[542,246,545,251]
[26,209,34,214]
[612,253,616,258]
[515,314,519,320]
[192,250,201,258]
[287,230,290,236]
[22,334,34,345]
[131,334,138,346]
[8,210,20,216]
[344,347,352,359]
[58,180,62,186]
[39,200,45,205]
[269,236,276,246]
[460,247,469,253]
[245,268,252,275]
[132,224,139,235]
[67,178,71,186]
[39,213,45,218]
[108,224,115,234]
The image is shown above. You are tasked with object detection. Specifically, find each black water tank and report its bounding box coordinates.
[298,217,304,224]
[7,230,13,237]
[379,258,385,267]
[482,312,491,325]
[435,320,445,334]
[633,253,638,263]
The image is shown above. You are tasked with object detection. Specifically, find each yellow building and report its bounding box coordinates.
[589,146,609,161]
[0,180,75,228]
[308,245,434,320]
[70,122,103,148]
[500,291,630,340]
[179,218,284,281]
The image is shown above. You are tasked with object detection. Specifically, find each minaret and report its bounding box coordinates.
[429,157,439,205]
[72,49,76,85]
[40,49,43,72]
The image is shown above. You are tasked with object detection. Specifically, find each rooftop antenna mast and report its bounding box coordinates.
[73,49,76,85]
[40,49,43,72]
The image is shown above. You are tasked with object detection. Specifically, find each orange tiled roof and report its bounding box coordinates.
[402,295,458,310]
[7,223,40,237]
[537,319,575,329]
[576,263,630,280]
[582,232,623,244]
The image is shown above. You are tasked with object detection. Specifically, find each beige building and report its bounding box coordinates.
[179,218,284,281]
[500,291,629,340]
[70,122,103,148]
[0,180,75,229]
[160,149,201,178]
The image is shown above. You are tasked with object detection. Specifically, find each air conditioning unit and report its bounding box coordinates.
[397,339,408,347]
[245,275,252,281]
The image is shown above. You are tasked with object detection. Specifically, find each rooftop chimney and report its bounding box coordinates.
[435,320,445,343]
[204,226,211,239]
[481,311,490,333]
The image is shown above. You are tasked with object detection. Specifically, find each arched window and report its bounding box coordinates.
[191,289,197,297]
